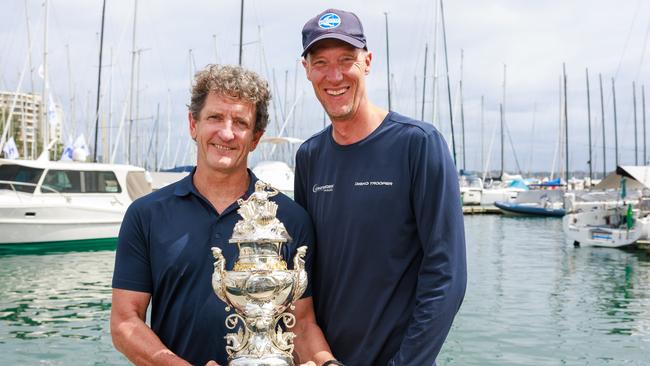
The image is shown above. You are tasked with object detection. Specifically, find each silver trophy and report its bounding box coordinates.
[211,181,308,366]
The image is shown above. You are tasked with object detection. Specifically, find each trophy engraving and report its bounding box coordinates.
[212,181,308,366]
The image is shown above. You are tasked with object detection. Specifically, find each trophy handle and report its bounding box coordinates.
[290,246,308,305]
[211,247,230,309]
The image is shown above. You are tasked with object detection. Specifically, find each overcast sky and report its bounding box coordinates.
[1,0,649,175]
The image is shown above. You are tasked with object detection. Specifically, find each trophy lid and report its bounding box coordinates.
[229,181,291,243]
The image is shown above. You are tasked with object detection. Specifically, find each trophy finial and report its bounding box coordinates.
[230,180,290,243]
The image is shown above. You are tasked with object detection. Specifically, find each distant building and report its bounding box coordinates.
[0,91,63,160]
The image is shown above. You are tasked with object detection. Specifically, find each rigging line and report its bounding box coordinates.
[504,119,523,176]
[613,0,641,80]
[482,117,498,182]
[633,12,650,82]
[0,1,24,84]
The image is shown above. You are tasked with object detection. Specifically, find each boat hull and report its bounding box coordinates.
[0,220,121,244]
[495,201,565,217]
[0,237,117,254]
[0,204,125,244]
[562,209,646,248]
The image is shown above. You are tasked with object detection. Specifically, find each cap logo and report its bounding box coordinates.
[318,13,341,29]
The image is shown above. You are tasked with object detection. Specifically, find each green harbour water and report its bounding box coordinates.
[1,215,649,365]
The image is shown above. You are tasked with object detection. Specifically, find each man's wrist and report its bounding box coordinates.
[322,360,344,366]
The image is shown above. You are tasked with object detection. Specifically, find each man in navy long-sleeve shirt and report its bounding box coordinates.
[293,9,467,366]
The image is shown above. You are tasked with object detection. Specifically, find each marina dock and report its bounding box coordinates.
[462,205,502,215]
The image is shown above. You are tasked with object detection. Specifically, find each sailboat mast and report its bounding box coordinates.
[643,85,647,164]
[460,49,466,171]
[93,0,107,162]
[421,43,428,121]
[213,34,219,63]
[481,95,485,174]
[585,68,592,182]
[431,0,439,127]
[599,74,606,177]
[440,0,456,166]
[24,0,35,94]
[612,78,619,166]
[499,103,504,177]
[633,82,638,165]
[238,0,244,65]
[563,63,569,183]
[384,12,392,110]
[127,0,138,164]
[41,0,49,157]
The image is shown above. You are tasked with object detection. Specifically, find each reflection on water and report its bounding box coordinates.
[441,215,650,366]
[0,250,125,365]
[0,217,648,365]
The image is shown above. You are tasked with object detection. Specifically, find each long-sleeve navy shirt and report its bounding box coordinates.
[295,112,467,366]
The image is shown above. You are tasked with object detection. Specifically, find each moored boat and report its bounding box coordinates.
[495,201,565,217]
[562,204,648,248]
[495,189,565,217]
[0,158,151,247]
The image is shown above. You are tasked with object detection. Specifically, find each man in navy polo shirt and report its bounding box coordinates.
[110,64,333,365]
[295,9,467,366]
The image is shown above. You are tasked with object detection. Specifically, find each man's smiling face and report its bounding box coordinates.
[189,91,262,175]
[303,39,372,123]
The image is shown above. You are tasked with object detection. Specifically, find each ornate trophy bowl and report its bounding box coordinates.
[212,181,308,366]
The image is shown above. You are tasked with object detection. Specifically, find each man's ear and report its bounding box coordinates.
[250,130,264,151]
[302,58,312,82]
[364,51,372,75]
[188,112,197,141]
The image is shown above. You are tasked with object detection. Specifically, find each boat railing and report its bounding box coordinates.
[0,180,62,202]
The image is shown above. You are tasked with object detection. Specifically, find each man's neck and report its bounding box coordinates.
[330,103,388,145]
[193,166,250,214]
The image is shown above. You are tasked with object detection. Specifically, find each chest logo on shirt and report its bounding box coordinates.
[354,180,394,187]
[313,183,335,193]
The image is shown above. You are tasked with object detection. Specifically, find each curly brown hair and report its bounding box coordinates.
[189,64,271,132]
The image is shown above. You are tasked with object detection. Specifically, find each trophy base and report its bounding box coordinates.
[229,355,293,366]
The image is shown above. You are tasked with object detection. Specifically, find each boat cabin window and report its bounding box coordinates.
[84,171,122,193]
[41,170,121,194]
[0,164,44,193]
[42,170,82,193]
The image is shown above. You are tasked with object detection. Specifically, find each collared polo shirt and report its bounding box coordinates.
[112,169,314,365]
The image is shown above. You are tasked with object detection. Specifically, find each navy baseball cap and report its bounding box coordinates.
[301,9,367,57]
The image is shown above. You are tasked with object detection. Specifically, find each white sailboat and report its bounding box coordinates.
[563,204,647,248]
[562,166,650,248]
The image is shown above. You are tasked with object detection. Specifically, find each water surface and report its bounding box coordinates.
[1,216,649,365]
